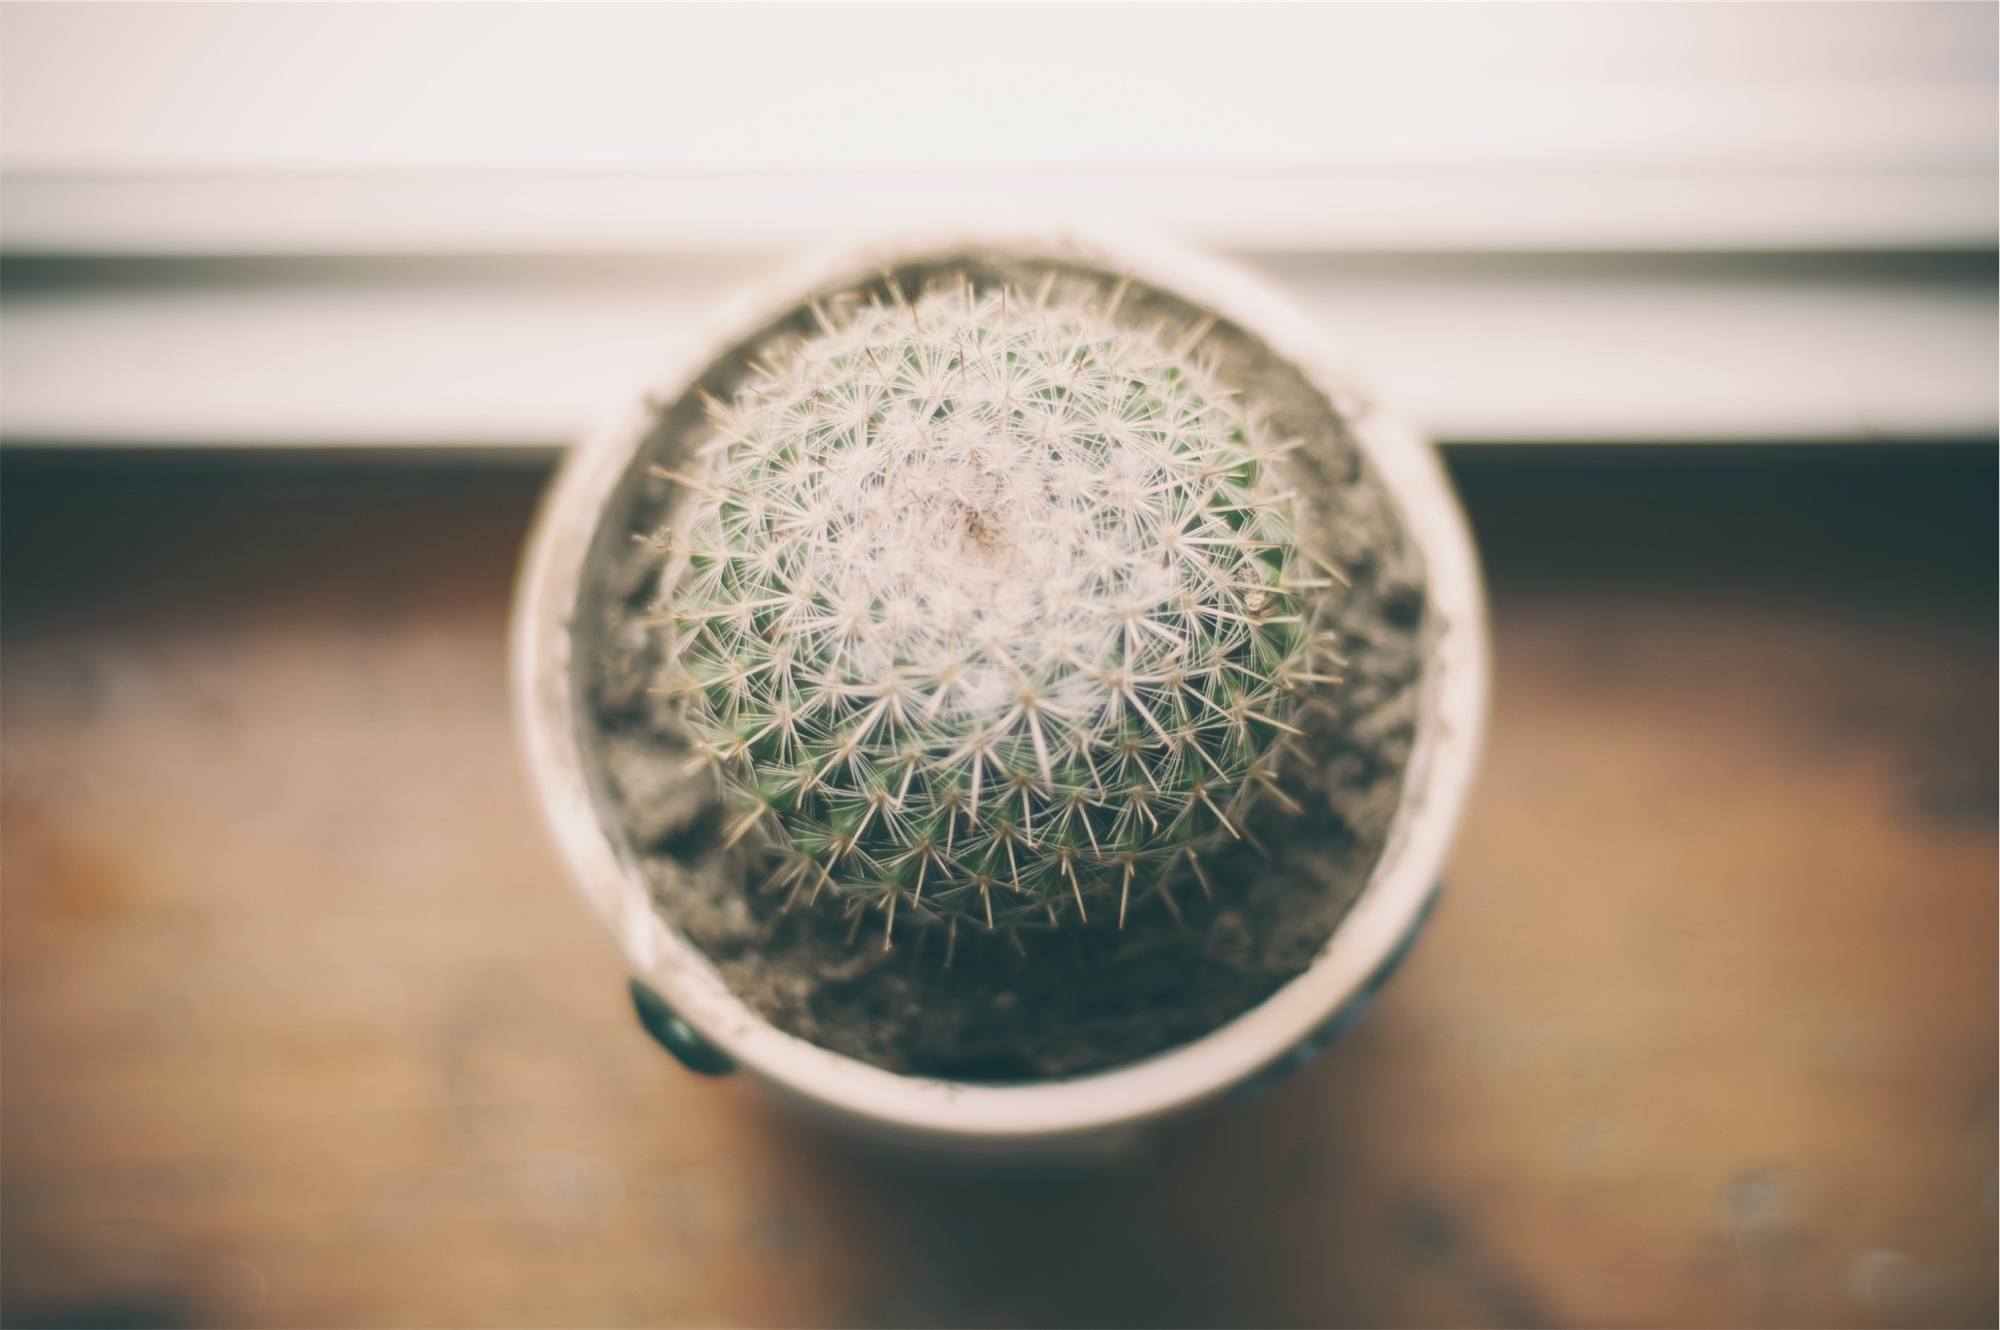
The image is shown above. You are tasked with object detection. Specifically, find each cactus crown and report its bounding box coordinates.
[653,273,1338,942]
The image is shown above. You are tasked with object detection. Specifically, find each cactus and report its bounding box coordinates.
[651,273,1341,943]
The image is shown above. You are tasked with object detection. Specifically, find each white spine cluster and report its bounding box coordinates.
[653,274,1340,942]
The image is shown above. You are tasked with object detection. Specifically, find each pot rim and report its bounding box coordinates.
[511,227,1489,1145]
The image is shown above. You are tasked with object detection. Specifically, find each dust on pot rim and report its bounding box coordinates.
[511,228,1489,1147]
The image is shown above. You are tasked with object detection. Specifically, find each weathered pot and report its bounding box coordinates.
[512,229,1488,1155]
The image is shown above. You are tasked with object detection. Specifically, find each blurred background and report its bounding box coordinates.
[1,4,1994,1327]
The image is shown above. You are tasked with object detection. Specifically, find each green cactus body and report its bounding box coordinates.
[655,276,1335,939]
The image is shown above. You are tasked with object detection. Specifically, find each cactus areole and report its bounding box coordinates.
[548,239,1468,1085]
[657,279,1336,942]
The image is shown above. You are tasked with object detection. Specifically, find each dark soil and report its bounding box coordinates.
[577,252,1429,1079]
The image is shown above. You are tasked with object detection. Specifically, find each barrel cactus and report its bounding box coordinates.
[652,273,1341,943]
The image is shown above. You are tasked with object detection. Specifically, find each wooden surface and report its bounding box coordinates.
[3,447,1994,1329]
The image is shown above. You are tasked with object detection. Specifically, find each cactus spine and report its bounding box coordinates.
[654,273,1339,942]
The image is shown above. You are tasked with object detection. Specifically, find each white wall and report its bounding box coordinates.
[2,3,1993,448]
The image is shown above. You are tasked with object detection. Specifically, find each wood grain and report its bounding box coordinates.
[3,447,1993,1329]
